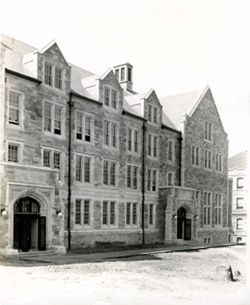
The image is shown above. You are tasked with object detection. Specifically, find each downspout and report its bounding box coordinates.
[179,134,182,186]
[141,121,146,246]
[67,92,73,251]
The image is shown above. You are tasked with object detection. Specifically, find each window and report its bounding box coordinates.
[75,199,91,226]
[203,192,212,225]
[103,160,117,186]
[76,112,83,140]
[44,62,53,86]
[148,105,158,124]
[104,120,118,148]
[102,201,116,226]
[104,87,110,106]
[75,155,82,182]
[55,67,62,89]
[44,63,63,90]
[148,105,152,121]
[167,172,174,186]
[115,69,119,79]
[191,145,200,167]
[75,156,92,183]
[42,149,62,180]
[147,169,157,192]
[54,105,62,135]
[8,144,19,162]
[204,150,212,169]
[205,121,212,141]
[133,166,138,189]
[44,102,63,136]
[9,92,20,125]
[75,112,93,142]
[149,204,154,226]
[127,129,140,153]
[214,193,222,225]
[236,218,243,230]
[168,140,174,162]
[127,164,139,190]
[121,68,125,81]
[126,202,138,226]
[128,67,132,82]
[148,134,157,157]
[215,153,222,172]
[153,107,158,124]
[85,116,91,142]
[111,90,117,109]
[236,198,244,209]
[237,178,244,189]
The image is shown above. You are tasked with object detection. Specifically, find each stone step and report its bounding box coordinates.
[19,250,56,258]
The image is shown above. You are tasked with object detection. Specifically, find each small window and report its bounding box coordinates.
[55,67,62,89]
[152,170,157,192]
[215,154,222,172]
[148,105,152,122]
[44,102,52,132]
[121,68,125,81]
[76,112,83,140]
[85,116,91,142]
[128,129,132,151]
[149,204,154,226]
[111,90,117,109]
[126,202,138,226]
[168,140,174,162]
[75,155,82,182]
[153,136,157,157]
[102,201,116,226]
[84,157,91,183]
[205,121,212,141]
[104,87,110,106]
[115,69,119,80]
[148,134,152,156]
[153,107,157,124]
[9,92,20,125]
[104,121,110,146]
[134,130,139,153]
[54,105,62,135]
[44,62,53,86]
[110,162,116,186]
[128,67,132,82]
[8,144,19,162]
[127,165,132,188]
[191,146,200,167]
[75,199,91,226]
[237,178,244,189]
[236,218,243,230]
[133,166,138,189]
[43,150,51,167]
[236,198,244,209]
[111,123,118,148]
[204,150,212,169]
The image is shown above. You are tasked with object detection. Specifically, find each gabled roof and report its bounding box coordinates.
[39,40,69,65]
[160,86,208,130]
[228,151,248,170]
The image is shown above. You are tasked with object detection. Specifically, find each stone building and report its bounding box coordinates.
[228,151,248,243]
[0,34,232,255]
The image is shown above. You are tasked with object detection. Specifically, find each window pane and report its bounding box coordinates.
[84,157,91,183]
[133,166,138,189]
[54,105,62,135]
[112,90,117,109]
[75,200,81,225]
[110,201,115,225]
[104,87,110,106]
[75,155,82,182]
[128,129,132,151]
[85,116,91,142]
[104,121,110,145]
[8,144,18,162]
[153,136,157,157]
[45,63,52,86]
[127,165,131,188]
[147,169,151,191]
[9,92,20,124]
[112,123,117,148]
[76,112,83,140]
[152,170,157,191]
[103,201,108,225]
[121,68,125,81]
[148,105,152,121]
[110,162,116,186]
[126,202,131,225]
[43,150,51,167]
[83,200,90,225]
[134,130,139,152]
[103,160,109,185]
[149,204,154,225]
[153,107,157,123]
[44,102,52,132]
[148,134,152,156]
[132,203,137,225]
[55,67,62,89]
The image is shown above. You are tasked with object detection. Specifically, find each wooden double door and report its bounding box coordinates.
[13,197,46,252]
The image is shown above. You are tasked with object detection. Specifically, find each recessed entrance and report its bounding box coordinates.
[177,207,191,240]
[13,197,46,252]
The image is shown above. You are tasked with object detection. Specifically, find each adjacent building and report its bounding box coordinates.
[228,151,248,243]
[0,34,232,255]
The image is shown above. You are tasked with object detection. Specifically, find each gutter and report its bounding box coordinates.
[5,68,41,84]
[67,92,73,251]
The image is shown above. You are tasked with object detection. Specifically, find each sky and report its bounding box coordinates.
[0,0,249,157]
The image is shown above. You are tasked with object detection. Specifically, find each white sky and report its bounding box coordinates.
[1,0,249,157]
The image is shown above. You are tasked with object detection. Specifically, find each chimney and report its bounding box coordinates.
[113,63,133,92]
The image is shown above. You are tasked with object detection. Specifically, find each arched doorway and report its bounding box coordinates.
[177,207,191,240]
[13,197,46,252]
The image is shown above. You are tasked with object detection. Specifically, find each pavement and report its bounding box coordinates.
[18,243,237,265]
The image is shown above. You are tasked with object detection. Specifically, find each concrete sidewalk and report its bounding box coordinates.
[19,243,235,265]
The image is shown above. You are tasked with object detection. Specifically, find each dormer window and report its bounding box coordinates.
[148,104,158,124]
[113,63,133,91]
[104,86,118,110]
[44,62,63,90]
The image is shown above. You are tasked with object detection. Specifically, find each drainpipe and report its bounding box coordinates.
[179,134,182,186]
[141,121,146,246]
[67,92,73,251]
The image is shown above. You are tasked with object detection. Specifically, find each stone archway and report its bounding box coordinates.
[177,206,192,241]
[13,197,46,252]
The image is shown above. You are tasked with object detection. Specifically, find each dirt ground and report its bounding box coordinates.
[0,246,248,305]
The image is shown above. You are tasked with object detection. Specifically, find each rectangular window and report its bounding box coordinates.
[103,201,108,225]
[76,112,83,140]
[83,200,90,225]
[126,202,131,225]
[54,105,62,135]
[203,192,212,225]
[43,150,51,167]
[103,160,109,185]
[128,67,132,82]
[75,155,82,182]
[149,204,154,225]
[128,128,132,151]
[8,144,18,162]
[55,67,62,89]
[215,193,222,225]
[132,203,137,225]
[44,102,52,132]
[134,130,139,153]
[53,152,61,170]
[153,107,157,124]
[148,134,152,156]
[205,150,212,169]
[112,123,118,148]
[84,157,91,183]
[127,165,132,188]
[110,201,115,225]
[102,201,116,226]
[148,105,152,122]
[111,90,117,109]
[9,92,20,125]
[121,68,125,81]
[205,121,212,141]
[104,87,110,106]
[152,170,157,191]
[85,115,91,142]
[75,200,81,225]
[147,169,151,191]
[153,136,157,157]
[168,141,174,162]
[44,62,53,86]
[110,162,116,186]
[133,166,138,189]
[215,154,222,172]
[115,69,119,80]
[191,145,200,167]
[104,120,110,146]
